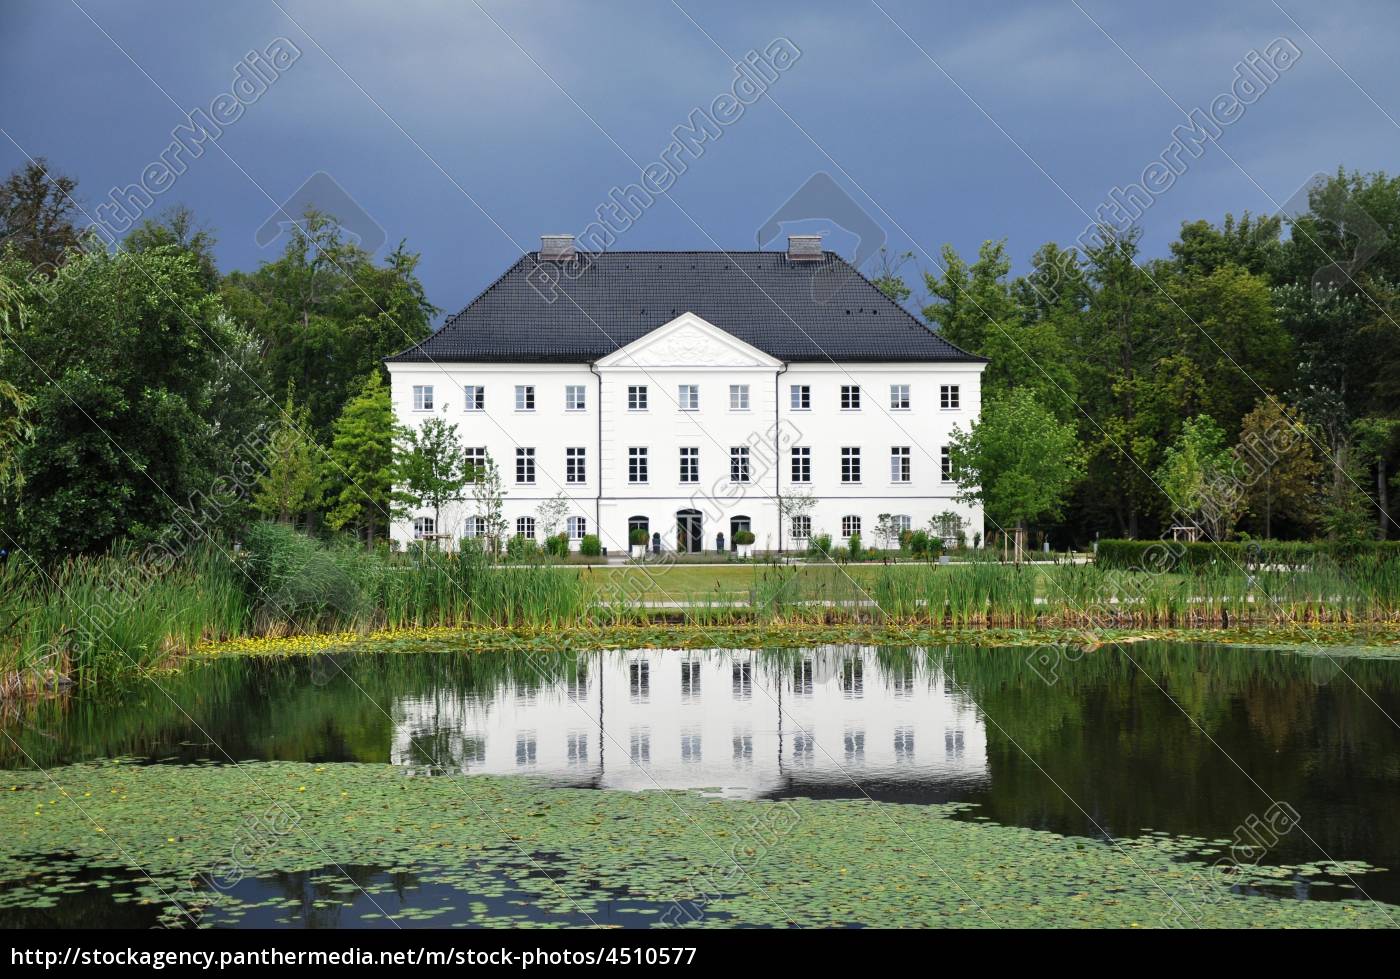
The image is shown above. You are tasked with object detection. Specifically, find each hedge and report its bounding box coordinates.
[1094,538,1400,572]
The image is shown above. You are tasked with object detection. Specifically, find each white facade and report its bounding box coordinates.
[386,312,985,553]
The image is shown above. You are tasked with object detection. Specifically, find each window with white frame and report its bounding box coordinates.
[791,446,811,483]
[791,515,812,539]
[941,446,953,482]
[628,384,648,410]
[515,385,535,411]
[894,514,912,534]
[842,515,861,538]
[516,447,535,484]
[464,446,487,478]
[790,384,810,410]
[890,384,910,410]
[678,384,699,411]
[730,446,750,483]
[464,385,484,411]
[565,446,586,484]
[464,516,485,538]
[841,446,861,483]
[940,384,960,410]
[679,446,699,484]
[516,516,536,539]
[840,385,861,410]
[629,447,648,484]
[412,516,435,539]
[891,446,911,483]
[567,516,587,540]
[729,384,749,410]
[412,385,434,411]
[565,384,586,411]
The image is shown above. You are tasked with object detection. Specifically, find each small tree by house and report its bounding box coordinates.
[536,491,570,539]
[252,391,323,526]
[326,371,399,548]
[470,453,507,556]
[947,388,1082,561]
[778,488,817,550]
[394,416,470,541]
[874,513,900,552]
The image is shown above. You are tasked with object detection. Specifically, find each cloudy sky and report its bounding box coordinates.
[1,0,1396,320]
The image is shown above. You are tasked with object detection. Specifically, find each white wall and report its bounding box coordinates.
[386,354,985,553]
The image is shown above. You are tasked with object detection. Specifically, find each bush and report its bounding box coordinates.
[544,532,570,557]
[505,534,539,562]
[734,529,755,546]
[579,534,602,557]
[629,528,649,547]
[847,531,862,559]
[909,529,931,559]
[808,533,832,559]
[241,521,370,627]
[1092,538,1400,572]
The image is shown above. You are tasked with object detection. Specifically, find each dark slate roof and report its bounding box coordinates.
[386,250,984,364]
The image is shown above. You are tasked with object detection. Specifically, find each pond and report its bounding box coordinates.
[2,642,1399,928]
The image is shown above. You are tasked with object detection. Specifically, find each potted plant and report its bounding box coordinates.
[629,528,648,559]
[734,529,755,558]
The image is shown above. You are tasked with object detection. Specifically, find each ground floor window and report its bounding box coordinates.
[628,516,649,535]
[516,516,535,538]
[567,516,587,540]
[894,514,912,533]
[464,516,485,538]
[791,515,811,539]
[842,515,861,538]
[413,516,435,539]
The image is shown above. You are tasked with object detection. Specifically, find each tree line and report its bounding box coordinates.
[1,159,1398,563]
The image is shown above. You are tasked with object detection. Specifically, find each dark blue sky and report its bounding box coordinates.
[2,0,1396,321]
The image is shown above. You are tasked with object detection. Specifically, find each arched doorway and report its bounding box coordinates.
[729,515,751,552]
[676,509,702,553]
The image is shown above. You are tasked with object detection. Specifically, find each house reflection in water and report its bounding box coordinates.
[390,646,988,800]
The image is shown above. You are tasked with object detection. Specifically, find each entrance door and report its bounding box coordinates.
[677,509,702,553]
[729,516,751,552]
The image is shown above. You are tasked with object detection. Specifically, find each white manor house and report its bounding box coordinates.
[385,234,986,554]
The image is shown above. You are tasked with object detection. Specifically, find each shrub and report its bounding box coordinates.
[579,534,602,557]
[241,521,370,628]
[909,529,931,559]
[505,534,539,562]
[629,528,649,547]
[847,531,862,559]
[544,532,570,557]
[807,533,833,559]
[734,529,756,546]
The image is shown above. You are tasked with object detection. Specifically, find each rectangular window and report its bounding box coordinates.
[790,384,810,410]
[940,385,960,410]
[567,516,586,540]
[413,516,435,539]
[628,385,648,411]
[840,385,861,410]
[464,516,484,539]
[891,446,911,483]
[516,516,536,539]
[629,447,648,484]
[679,446,699,484]
[565,385,586,411]
[515,447,535,484]
[515,385,535,411]
[941,446,953,482]
[791,446,811,483]
[842,515,861,538]
[730,446,751,483]
[565,446,586,484]
[464,446,487,478]
[890,384,910,410]
[464,385,484,411]
[841,446,861,483]
[678,384,699,411]
[729,384,749,410]
[791,515,811,539]
[412,385,434,411]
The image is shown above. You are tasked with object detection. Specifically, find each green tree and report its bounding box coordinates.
[326,372,398,548]
[869,247,914,304]
[394,416,469,534]
[0,159,81,275]
[1156,414,1236,539]
[252,390,324,525]
[1236,400,1322,538]
[947,388,1083,547]
[220,208,436,437]
[470,454,507,556]
[0,275,34,499]
[5,244,230,558]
